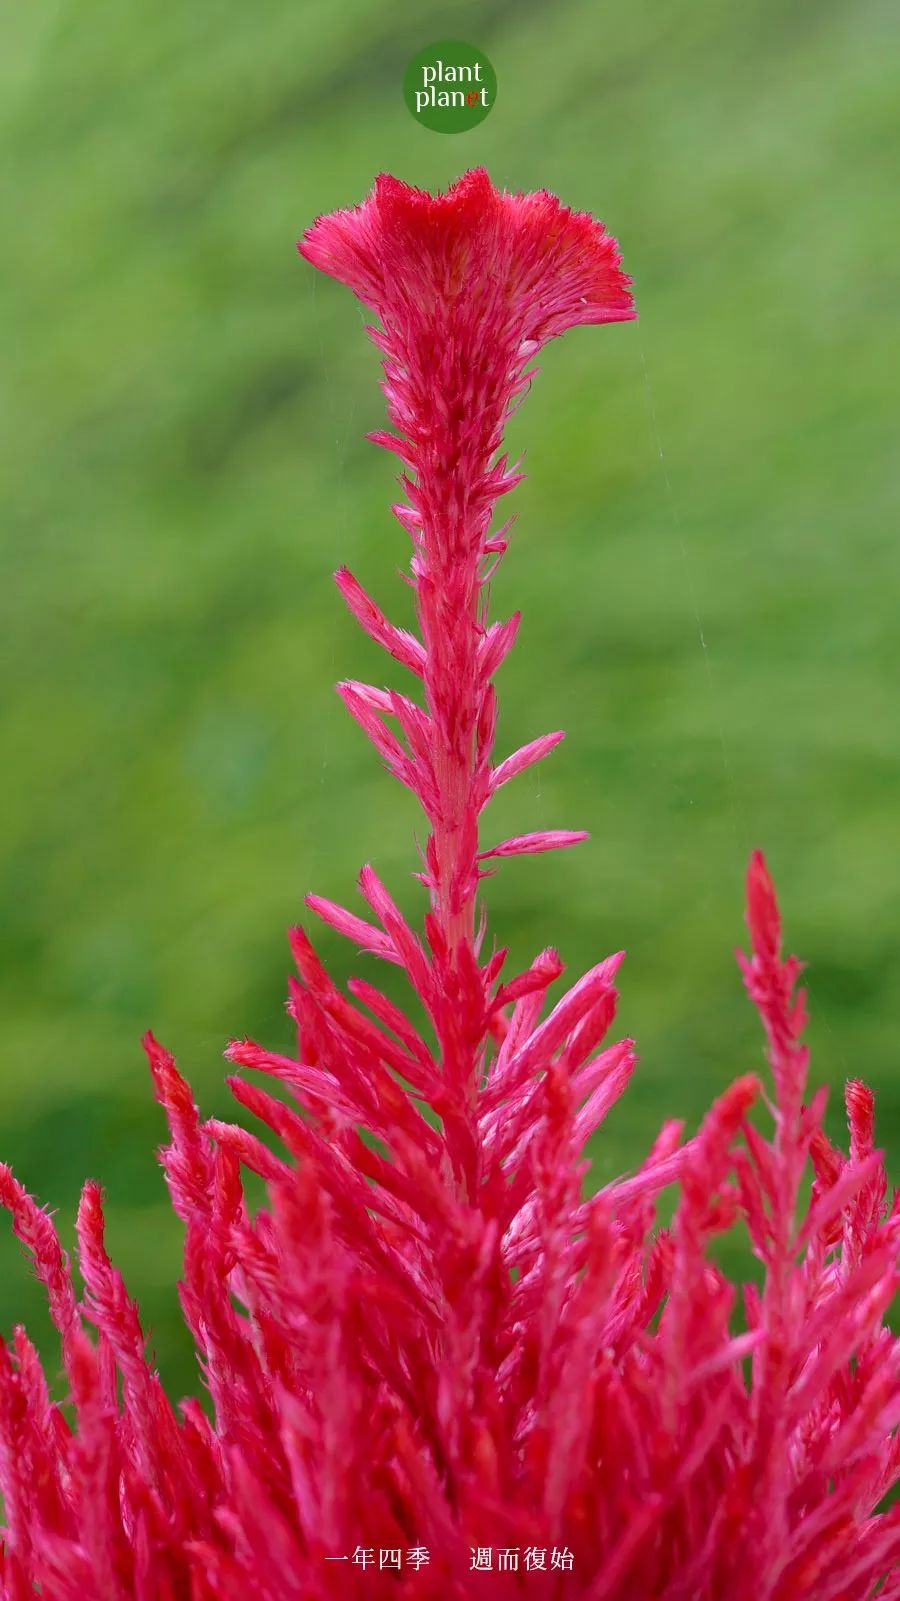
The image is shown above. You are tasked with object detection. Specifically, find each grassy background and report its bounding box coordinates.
[1,0,898,1396]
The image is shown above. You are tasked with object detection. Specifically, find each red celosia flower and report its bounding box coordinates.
[1,169,899,1600]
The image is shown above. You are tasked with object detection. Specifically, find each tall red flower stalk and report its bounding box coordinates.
[1,168,899,1600]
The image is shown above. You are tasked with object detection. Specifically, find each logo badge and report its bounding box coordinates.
[404,41,497,133]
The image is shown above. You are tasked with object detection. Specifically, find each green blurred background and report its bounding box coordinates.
[1,1,898,1396]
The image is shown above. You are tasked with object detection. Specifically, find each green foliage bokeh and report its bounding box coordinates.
[1,0,898,1395]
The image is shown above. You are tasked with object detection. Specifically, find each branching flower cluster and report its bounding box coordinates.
[0,170,898,1599]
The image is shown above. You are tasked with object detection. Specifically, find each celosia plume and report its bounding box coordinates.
[1,169,898,1599]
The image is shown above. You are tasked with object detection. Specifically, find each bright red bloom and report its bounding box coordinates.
[1,171,899,1600]
[301,168,634,966]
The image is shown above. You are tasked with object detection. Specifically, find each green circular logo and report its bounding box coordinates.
[403,40,496,133]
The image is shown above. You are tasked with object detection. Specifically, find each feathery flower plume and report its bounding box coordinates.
[1,169,898,1599]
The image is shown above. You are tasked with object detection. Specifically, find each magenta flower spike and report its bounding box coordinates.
[1,169,899,1600]
[299,167,634,1200]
